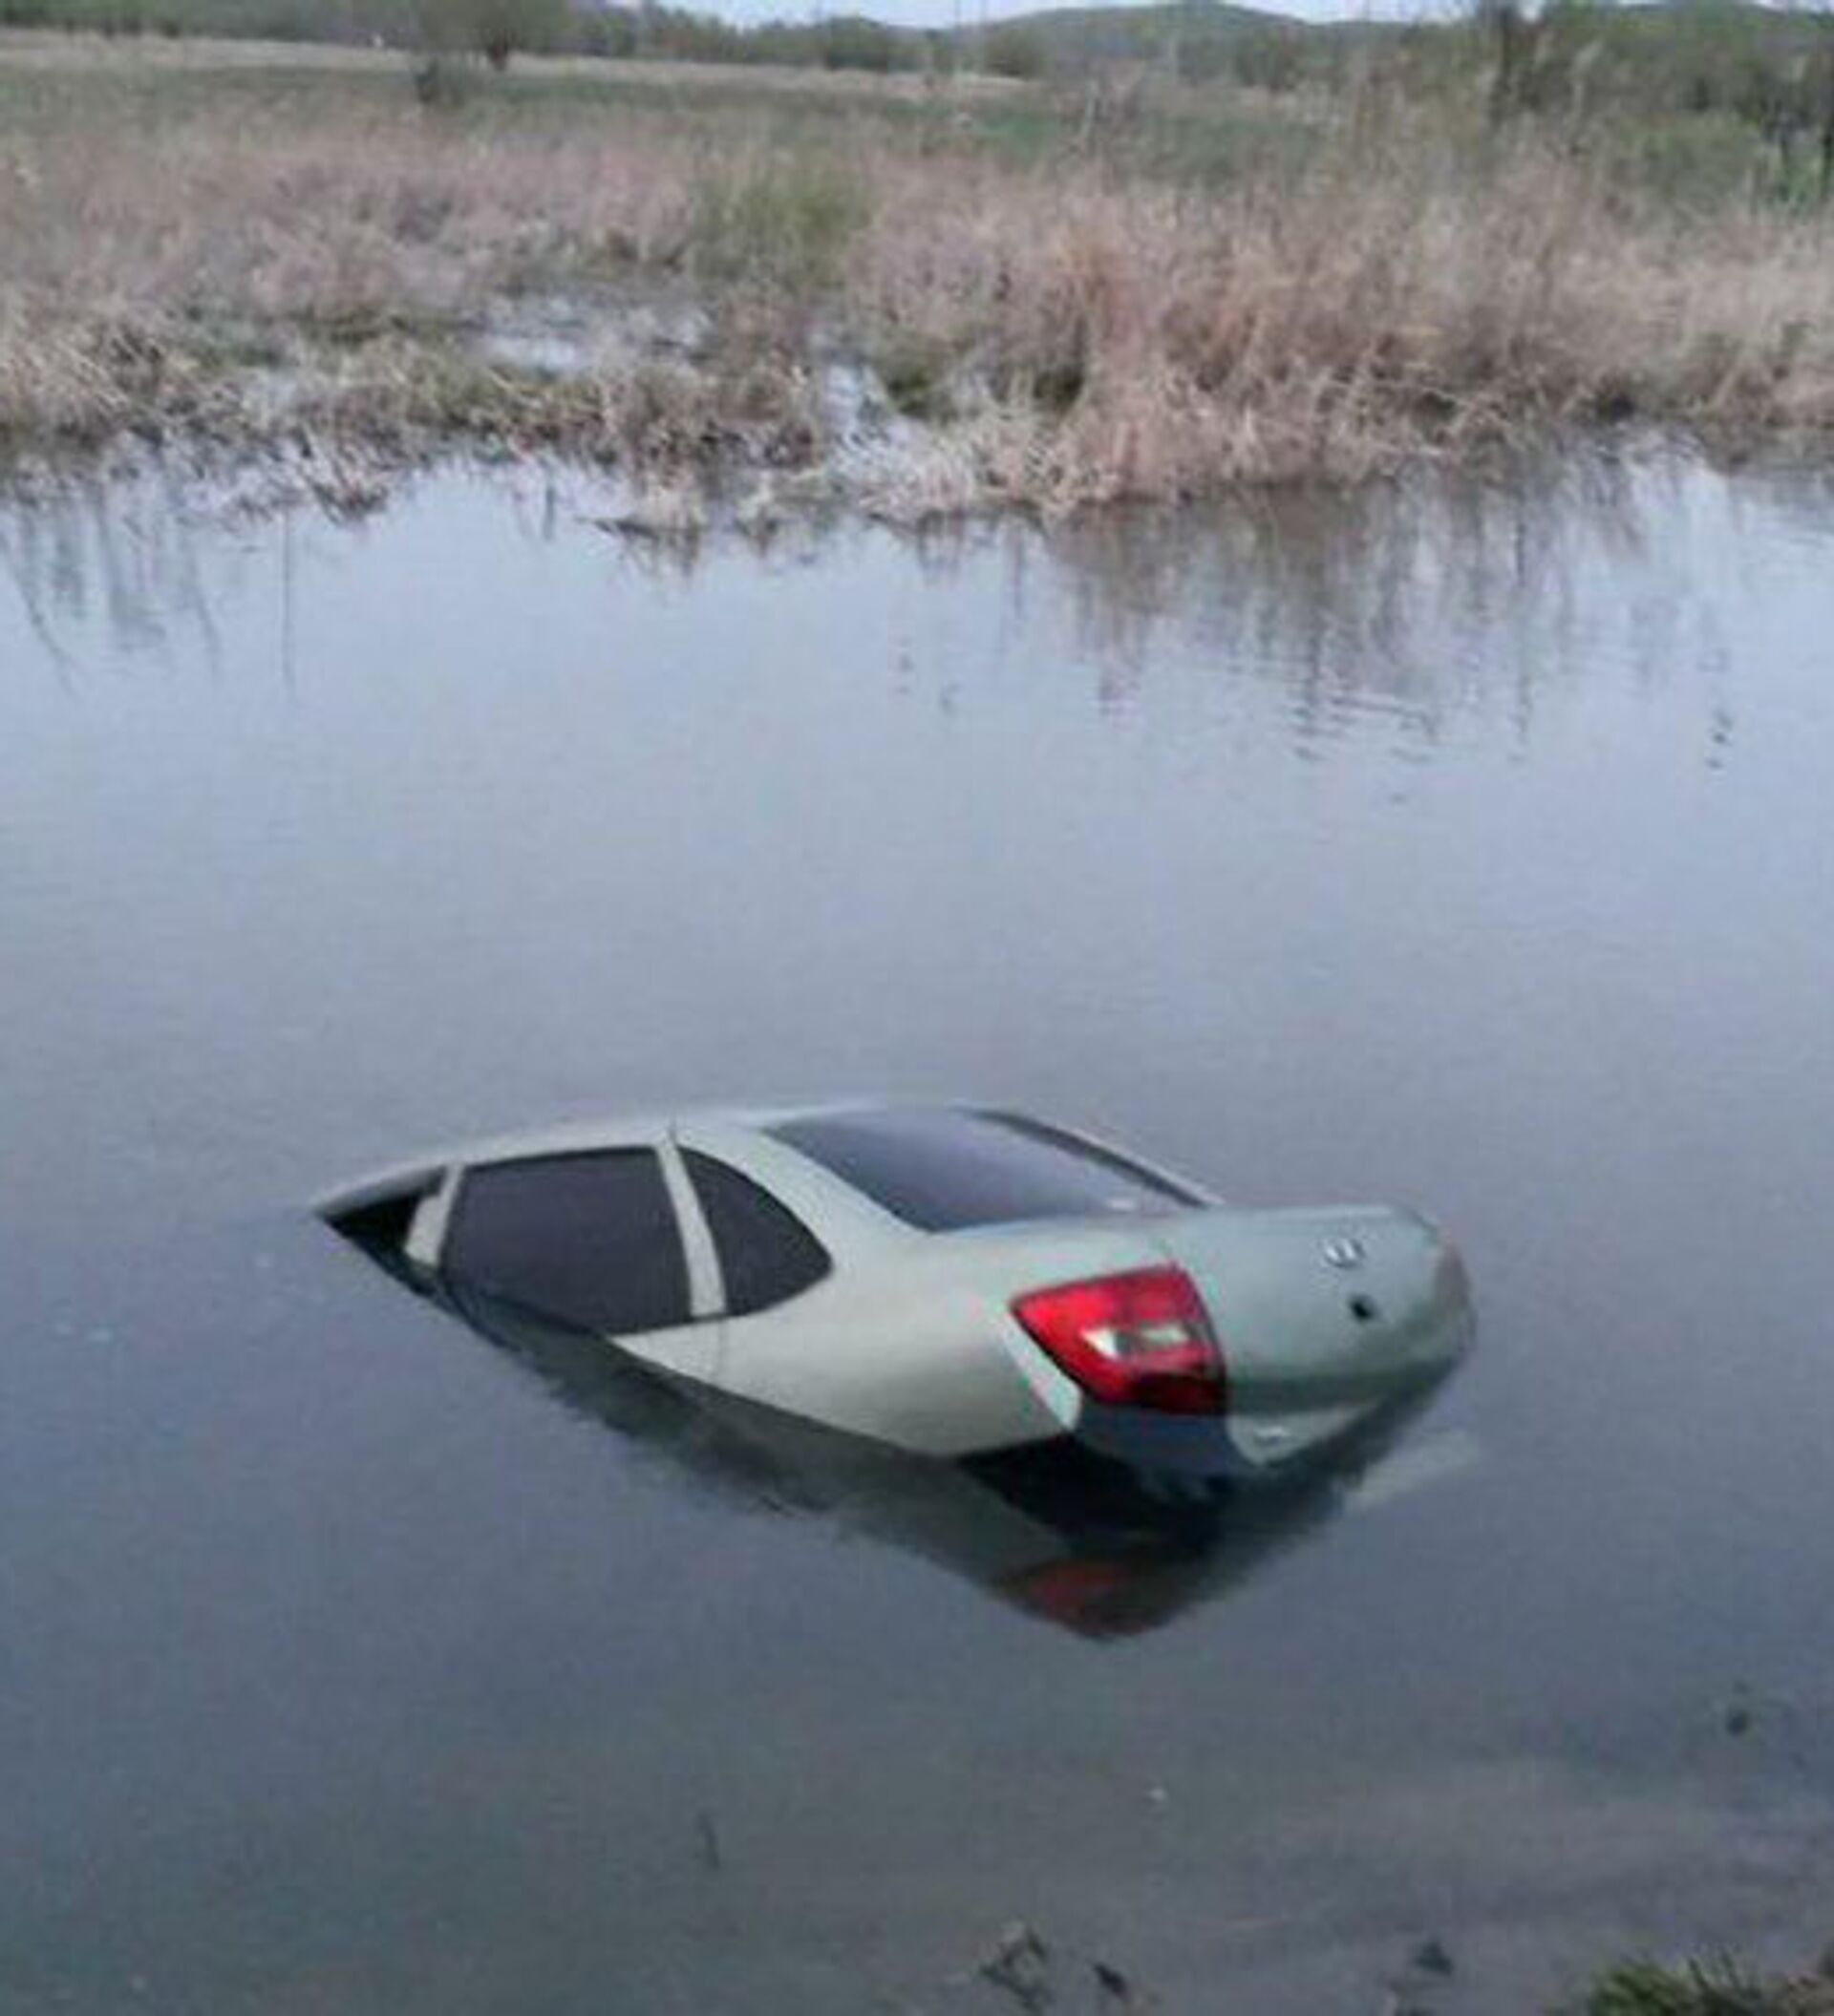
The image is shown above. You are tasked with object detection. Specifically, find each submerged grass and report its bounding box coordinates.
[2,34,1833,512]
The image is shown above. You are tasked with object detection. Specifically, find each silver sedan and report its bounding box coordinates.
[321,1102,1473,1486]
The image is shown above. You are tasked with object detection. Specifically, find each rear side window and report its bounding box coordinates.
[683,1151,831,1316]
[443,1150,690,1334]
[769,1109,1201,1234]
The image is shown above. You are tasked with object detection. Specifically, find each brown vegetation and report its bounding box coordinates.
[1581,1948,1834,2015]
[1,37,1832,516]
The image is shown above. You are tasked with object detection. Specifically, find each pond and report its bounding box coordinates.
[5,455,1834,2012]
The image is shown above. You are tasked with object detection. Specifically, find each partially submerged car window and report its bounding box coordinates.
[682,1151,832,1316]
[443,1150,690,1334]
[769,1109,1202,1233]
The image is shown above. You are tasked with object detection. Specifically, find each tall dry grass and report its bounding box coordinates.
[854,151,1834,506]
[1,60,1831,508]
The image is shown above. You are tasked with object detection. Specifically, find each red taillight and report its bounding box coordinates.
[1011,1266,1226,1416]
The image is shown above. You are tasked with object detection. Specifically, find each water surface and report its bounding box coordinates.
[5,456,1834,2012]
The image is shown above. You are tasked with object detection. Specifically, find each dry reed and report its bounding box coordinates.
[2,53,1831,511]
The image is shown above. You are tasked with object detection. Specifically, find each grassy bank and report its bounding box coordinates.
[1583,1952,1834,2014]
[3,33,1833,517]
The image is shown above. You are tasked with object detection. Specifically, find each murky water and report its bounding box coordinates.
[5,455,1834,2013]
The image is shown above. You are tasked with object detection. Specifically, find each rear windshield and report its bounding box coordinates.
[770,1109,1203,1233]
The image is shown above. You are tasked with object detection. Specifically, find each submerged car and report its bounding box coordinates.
[320,1101,1473,1485]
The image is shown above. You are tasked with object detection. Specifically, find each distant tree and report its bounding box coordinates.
[414,0,566,70]
[922,28,955,77]
[820,14,903,74]
[574,5,638,56]
[1475,0,1536,119]
[1231,25,1304,92]
[982,22,1045,79]
[1821,42,1834,200]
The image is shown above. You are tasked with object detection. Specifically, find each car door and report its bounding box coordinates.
[431,1139,720,1385]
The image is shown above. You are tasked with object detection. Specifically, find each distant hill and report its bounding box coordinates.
[947,0,1834,93]
[940,0,1505,86]
[971,0,1291,65]
[926,0,1325,83]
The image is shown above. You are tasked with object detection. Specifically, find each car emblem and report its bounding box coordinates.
[1322,1236,1366,1270]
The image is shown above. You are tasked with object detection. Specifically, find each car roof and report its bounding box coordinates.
[317,1101,1218,1236]
[482,1095,968,1157]
[314,1098,965,1214]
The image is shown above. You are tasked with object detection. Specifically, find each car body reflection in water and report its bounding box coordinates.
[423,1272,1462,1640]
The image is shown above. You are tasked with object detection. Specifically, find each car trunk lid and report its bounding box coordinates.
[1147,1204,1472,1422]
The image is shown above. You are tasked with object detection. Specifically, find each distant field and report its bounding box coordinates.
[0,26,1027,97]
[0,23,380,61]
[1,29,1831,517]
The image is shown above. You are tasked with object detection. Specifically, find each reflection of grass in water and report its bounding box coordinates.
[2,43,1834,509]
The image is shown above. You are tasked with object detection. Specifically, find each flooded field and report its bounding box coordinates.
[5,456,1834,2012]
